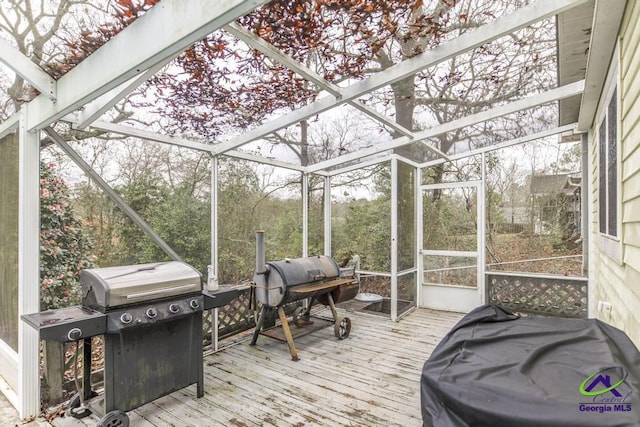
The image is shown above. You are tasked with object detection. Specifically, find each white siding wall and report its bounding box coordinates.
[591,0,640,348]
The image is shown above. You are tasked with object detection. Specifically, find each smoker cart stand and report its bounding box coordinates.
[251,231,359,361]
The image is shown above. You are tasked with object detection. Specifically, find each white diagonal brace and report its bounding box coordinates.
[0,38,56,101]
[87,120,215,152]
[214,0,590,154]
[43,126,183,262]
[225,23,419,141]
[76,52,181,129]
[348,100,416,139]
[26,0,268,131]
[308,80,585,172]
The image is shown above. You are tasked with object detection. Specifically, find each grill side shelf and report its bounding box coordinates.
[203,286,239,310]
[21,306,107,343]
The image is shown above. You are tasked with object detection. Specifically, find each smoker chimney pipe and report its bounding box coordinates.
[256,230,266,275]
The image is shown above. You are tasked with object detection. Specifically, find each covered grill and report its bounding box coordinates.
[22,261,236,427]
[251,231,359,360]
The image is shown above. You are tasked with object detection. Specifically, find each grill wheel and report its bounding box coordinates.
[97,410,129,427]
[334,317,352,340]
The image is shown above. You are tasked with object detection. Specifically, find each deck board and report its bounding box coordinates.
[45,307,463,427]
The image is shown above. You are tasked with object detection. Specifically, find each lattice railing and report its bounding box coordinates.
[203,284,256,340]
[202,284,302,343]
[486,271,588,318]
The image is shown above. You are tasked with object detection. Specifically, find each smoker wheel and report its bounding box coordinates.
[293,307,310,327]
[97,410,129,427]
[65,393,94,419]
[334,317,351,340]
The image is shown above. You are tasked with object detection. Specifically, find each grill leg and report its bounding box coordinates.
[250,306,267,346]
[278,307,299,362]
[82,338,92,400]
[326,294,339,321]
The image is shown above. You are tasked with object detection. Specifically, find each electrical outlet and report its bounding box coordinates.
[601,302,612,316]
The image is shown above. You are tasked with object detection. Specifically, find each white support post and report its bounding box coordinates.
[581,133,589,277]
[390,158,399,322]
[302,173,309,258]
[415,165,423,308]
[479,153,487,304]
[324,176,331,256]
[17,105,40,419]
[211,156,219,285]
[210,155,219,352]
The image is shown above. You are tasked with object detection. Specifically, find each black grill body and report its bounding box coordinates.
[104,299,203,412]
[22,261,237,424]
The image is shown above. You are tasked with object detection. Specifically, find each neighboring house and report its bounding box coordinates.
[529,173,581,237]
[564,0,640,347]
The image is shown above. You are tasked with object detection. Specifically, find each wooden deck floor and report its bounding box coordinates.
[40,307,464,427]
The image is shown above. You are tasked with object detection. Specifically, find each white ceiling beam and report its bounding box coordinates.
[75,118,307,171]
[25,0,268,131]
[224,150,307,172]
[87,120,215,152]
[308,80,585,172]
[327,154,391,176]
[76,52,180,129]
[420,123,579,167]
[0,38,56,101]
[424,80,584,137]
[0,113,20,139]
[225,23,420,142]
[214,0,590,155]
[225,22,342,98]
[577,0,626,131]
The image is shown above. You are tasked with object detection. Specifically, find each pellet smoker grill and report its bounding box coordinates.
[22,261,236,427]
[251,231,359,360]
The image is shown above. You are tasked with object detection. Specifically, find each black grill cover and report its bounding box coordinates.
[421,304,640,427]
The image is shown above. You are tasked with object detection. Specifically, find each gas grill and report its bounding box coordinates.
[22,261,237,427]
[250,231,359,360]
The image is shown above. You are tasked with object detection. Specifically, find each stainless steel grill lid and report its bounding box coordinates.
[81,261,203,310]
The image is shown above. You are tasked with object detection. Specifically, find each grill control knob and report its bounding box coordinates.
[189,299,200,309]
[146,307,158,319]
[67,328,82,341]
[120,313,133,324]
[169,303,180,314]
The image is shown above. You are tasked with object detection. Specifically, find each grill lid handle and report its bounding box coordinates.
[125,283,197,301]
